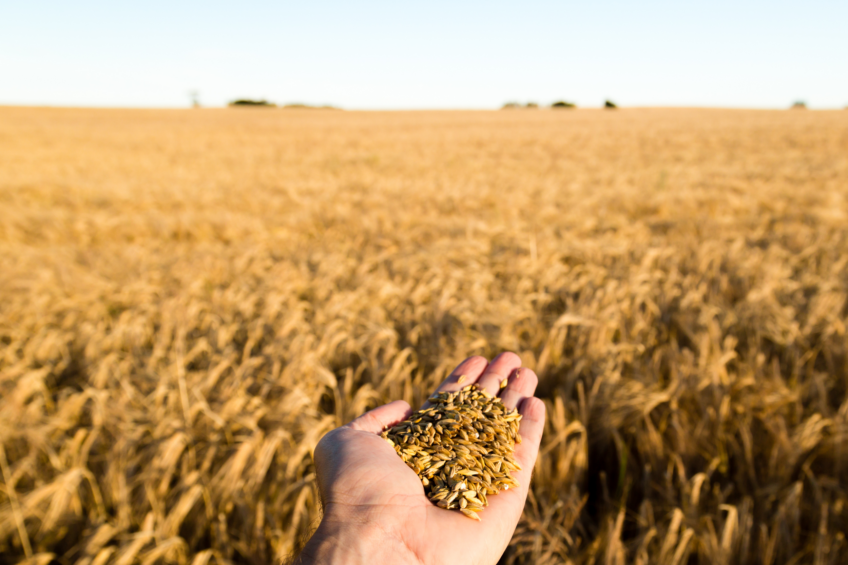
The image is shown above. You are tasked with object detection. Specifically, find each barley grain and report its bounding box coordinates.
[381,384,522,520]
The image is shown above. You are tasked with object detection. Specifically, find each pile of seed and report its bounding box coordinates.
[380,382,522,520]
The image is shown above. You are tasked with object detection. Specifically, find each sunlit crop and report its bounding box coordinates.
[1,106,847,564]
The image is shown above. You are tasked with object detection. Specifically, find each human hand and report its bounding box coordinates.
[294,352,546,565]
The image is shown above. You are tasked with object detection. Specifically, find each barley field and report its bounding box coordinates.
[1,106,848,564]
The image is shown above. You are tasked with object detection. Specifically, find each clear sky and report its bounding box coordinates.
[2,0,846,109]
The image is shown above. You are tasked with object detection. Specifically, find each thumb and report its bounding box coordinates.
[348,400,413,434]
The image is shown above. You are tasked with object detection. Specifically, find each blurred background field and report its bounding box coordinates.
[1,106,848,564]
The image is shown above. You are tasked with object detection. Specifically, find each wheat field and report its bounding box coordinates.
[1,106,847,564]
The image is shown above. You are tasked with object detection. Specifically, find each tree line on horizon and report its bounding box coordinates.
[502,100,617,109]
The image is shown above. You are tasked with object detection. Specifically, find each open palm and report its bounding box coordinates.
[308,353,546,565]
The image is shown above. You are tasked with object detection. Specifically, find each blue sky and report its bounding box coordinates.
[1,0,846,109]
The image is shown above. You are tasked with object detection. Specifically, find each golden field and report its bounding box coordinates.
[1,106,848,564]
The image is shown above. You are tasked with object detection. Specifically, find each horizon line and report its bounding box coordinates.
[2,103,846,112]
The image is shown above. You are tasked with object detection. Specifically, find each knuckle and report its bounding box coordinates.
[350,411,381,432]
[362,412,381,429]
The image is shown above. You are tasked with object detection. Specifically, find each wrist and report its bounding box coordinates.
[295,513,421,565]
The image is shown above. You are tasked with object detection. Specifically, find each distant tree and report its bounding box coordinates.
[189,90,200,108]
[526,102,539,109]
[604,100,618,109]
[791,101,807,109]
[551,101,576,109]
[229,99,276,107]
[501,102,521,109]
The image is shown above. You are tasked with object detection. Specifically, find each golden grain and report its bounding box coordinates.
[461,508,481,521]
[382,384,522,519]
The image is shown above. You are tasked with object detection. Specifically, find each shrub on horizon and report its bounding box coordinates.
[229,99,276,107]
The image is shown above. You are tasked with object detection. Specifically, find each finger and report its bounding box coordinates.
[479,396,546,529]
[475,351,521,396]
[498,367,539,409]
[425,356,489,406]
[347,400,413,433]
[512,396,546,493]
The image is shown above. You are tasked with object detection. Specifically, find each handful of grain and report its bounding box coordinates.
[380,382,523,520]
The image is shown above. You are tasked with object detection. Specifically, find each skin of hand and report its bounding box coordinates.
[293,352,547,565]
